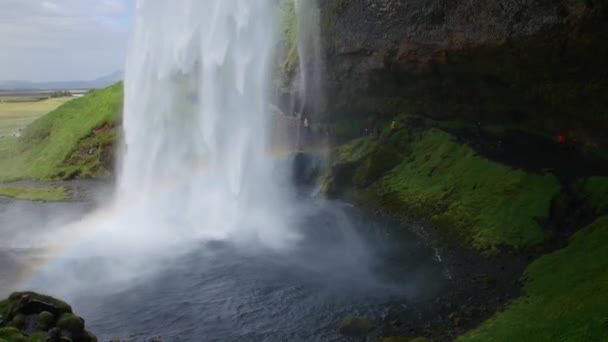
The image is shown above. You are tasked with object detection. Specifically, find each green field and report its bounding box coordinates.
[0,83,122,181]
[0,98,74,137]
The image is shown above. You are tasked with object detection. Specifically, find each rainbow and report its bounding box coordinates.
[13,148,329,291]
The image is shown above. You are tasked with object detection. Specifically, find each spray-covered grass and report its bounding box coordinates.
[0,83,122,181]
[335,136,379,163]
[372,129,561,252]
[578,176,608,215]
[458,216,608,341]
[0,186,69,201]
[329,128,561,252]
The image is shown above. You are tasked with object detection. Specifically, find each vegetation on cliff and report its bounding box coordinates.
[458,216,608,341]
[326,125,562,253]
[0,83,122,182]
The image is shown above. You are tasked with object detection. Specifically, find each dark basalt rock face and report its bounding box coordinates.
[304,0,608,150]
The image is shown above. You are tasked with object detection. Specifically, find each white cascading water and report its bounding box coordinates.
[28,0,301,294]
[117,0,297,246]
[293,0,324,116]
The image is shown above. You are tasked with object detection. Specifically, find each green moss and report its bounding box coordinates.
[26,332,47,342]
[458,216,608,341]
[0,83,122,181]
[37,311,54,331]
[335,136,379,163]
[578,176,608,215]
[353,145,401,187]
[57,313,84,333]
[0,187,69,202]
[372,129,561,252]
[6,292,72,317]
[375,338,430,342]
[0,327,26,342]
[85,331,98,342]
[339,316,374,335]
[7,314,25,330]
[330,128,562,252]
[0,299,9,318]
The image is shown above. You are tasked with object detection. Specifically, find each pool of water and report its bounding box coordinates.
[1,194,447,341]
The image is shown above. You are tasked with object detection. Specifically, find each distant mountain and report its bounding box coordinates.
[0,71,123,90]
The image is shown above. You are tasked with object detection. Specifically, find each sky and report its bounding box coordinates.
[0,0,135,82]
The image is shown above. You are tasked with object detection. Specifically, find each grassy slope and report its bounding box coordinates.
[579,176,608,215]
[0,186,69,201]
[0,83,122,181]
[330,128,561,252]
[0,97,73,137]
[458,216,608,342]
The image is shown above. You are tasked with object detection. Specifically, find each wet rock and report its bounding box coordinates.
[339,316,374,335]
[292,152,325,186]
[0,327,26,341]
[8,292,72,320]
[0,292,97,342]
[37,311,56,331]
[375,338,430,342]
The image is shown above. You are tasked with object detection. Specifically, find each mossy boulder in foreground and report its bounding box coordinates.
[339,316,374,336]
[0,292,96,342]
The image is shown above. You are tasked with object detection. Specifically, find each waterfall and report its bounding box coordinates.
[113,0,300,249]
[293,0,324,117]
[27,0,303,295]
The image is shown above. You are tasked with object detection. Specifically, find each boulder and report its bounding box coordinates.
[339,316,374,335]
[0,292,96,342]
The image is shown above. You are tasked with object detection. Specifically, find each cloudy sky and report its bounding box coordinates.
[0,0,135,82]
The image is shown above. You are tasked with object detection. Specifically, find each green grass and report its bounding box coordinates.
[0,97,73,137]
[578,176,608,215]
[0,186,69,201]
[374,129,561,252]
[335,136,380,163]
[458,216,608,341]
[330,128,561,252]
[0,83,122,181]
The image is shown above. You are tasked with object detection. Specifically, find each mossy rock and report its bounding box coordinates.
[7,314,26,330]
[339,316,374,336]
[57,313,84,333]
[27,332,47,342]
[579,176,608,215]
[37,311,55,331]
[353,144,401,187]
[6,292,72,320]
[85,330,98,342]
[375,338,431,342]
[0,327,26,342]
[324,161,359,197]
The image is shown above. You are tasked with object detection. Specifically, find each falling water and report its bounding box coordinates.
[26,0,301,294]
[116,0,298,247]
[293,0,324,117]
[16,3,449,339]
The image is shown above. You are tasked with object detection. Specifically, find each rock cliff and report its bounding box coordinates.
[303,0,608,150]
